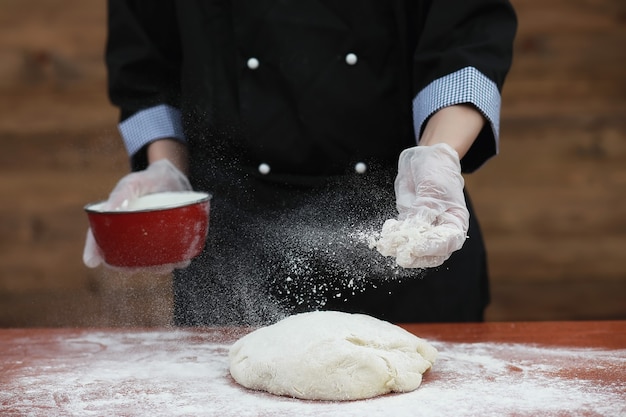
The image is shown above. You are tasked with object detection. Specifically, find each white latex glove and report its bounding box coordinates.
[370,143,469,268]
[83,159,193,272]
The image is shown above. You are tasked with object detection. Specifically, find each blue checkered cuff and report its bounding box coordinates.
[413,66,501,151]
[118,104,187,156]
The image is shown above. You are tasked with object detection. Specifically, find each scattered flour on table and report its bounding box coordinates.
[1,330,625,417]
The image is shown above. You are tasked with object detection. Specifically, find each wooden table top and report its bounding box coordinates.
[399,320,626,348]
[1,321,625,416]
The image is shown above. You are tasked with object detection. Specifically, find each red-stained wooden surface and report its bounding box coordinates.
[2,321,624,365]
[399,320,626,349]
[1,320,623,350]
[1,321,625,416]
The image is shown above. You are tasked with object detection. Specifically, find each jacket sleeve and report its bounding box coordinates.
[412,0,517,172]
[106,0,184,170]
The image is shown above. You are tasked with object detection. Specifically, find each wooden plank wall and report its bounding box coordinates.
[468,0,626,320]
[0,0,624,326]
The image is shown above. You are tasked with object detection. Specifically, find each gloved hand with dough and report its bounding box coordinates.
[372,143,469,268]
[83,158,193,272]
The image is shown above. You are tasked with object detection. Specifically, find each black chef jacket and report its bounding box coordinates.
[105,0,517,325]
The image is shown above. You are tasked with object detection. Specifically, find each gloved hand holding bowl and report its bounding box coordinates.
[83,159,211,273]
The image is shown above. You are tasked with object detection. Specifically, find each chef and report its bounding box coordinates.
[84,0,517,325]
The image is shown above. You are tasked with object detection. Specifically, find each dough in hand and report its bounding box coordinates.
[228,311,438,401]
[369,217,465,268]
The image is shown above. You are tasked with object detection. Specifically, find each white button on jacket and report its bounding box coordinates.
[258,163,271,175]
[354,162,367,174]
[247,57,260,70]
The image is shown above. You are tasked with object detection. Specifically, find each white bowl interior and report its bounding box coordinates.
[87,191,210,213]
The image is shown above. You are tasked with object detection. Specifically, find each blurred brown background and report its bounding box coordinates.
[1,0,624,327]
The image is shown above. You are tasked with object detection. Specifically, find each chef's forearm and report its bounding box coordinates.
[418,104,485,159]
[147,139,190,176]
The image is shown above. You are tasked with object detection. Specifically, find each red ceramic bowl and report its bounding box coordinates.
[85,191,211,267]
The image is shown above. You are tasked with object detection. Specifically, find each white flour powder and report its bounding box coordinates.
[368,218,465,268]
[1,330,625,416]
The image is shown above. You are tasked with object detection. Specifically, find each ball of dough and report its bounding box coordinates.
[228,311,438,401]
